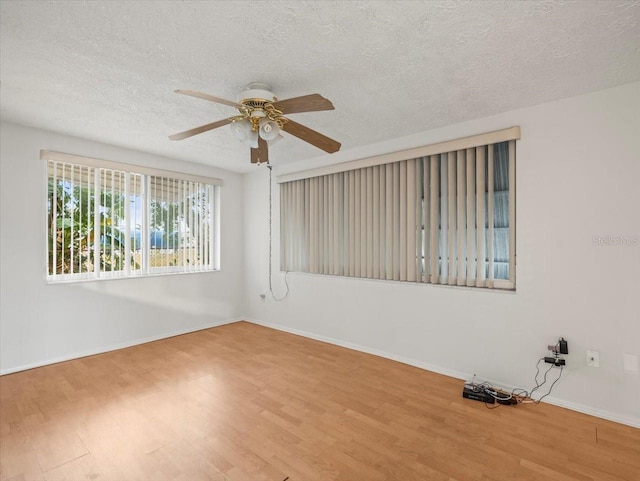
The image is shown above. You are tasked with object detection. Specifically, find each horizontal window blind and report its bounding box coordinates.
[279,131,517,289]
[45,151,220,282]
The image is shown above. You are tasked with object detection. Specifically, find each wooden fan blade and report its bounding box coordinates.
[175,89,244,109]
[272,94,334,114]
[282,119,341,153]
[251,137,269,164]
[169,117,234,141]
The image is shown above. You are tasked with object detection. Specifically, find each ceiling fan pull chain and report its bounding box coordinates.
[268,165,289,302]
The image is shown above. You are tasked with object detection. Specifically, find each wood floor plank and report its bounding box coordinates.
[43,454,111,481]
[1,322,639,481]
[25,423,89,473]
[0,433,44,481]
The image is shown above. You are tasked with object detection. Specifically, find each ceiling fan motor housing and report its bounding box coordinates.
[240,82,277,104]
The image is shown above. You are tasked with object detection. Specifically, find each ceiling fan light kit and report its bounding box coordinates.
[258,119,280,141]
[170,82,341,165]
[229,118,252,141]
[246,129,259,149]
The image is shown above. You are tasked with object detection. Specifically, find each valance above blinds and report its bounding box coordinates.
[278,128,518,290]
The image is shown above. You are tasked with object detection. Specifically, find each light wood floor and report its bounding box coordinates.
[1,322,638,481]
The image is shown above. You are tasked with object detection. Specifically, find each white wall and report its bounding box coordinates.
[0,122,244,374]
[242,82,640,427]
[2,83,638,426]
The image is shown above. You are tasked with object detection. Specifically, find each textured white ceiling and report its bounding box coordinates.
[1,1,639,173]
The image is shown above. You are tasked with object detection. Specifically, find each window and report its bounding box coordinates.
[278,128,517,289]
[44,151,221,282]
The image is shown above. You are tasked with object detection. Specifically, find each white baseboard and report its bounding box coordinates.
[244,318,640,429]
[0,318,241,376]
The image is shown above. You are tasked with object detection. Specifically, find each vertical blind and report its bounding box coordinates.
[279,132,516,289]
[45,151,220,282]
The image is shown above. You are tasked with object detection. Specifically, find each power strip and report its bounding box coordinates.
[462,385,495,404]
[463,382,517,405]
[544,356,566,366]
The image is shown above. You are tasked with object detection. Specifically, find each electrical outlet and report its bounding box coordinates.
[586,350,600,368]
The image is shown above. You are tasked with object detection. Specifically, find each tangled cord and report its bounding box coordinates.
[469,360,564,410]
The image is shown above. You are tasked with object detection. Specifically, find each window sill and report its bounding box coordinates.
[277,270,516,293]
[45,268,220,285]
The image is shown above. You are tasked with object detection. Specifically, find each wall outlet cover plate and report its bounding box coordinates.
[586,350,600,368]
[623,353,639,373]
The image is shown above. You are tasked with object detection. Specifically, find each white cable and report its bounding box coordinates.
[267,165,289,301]
[486,389,513,401]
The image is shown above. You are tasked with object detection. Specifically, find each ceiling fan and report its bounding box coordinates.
[169,82,341,164]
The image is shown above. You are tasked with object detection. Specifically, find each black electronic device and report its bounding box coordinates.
[559,338,569,355]
[462,385,495,404]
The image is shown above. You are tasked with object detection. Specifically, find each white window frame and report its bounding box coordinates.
[43,150,222,283]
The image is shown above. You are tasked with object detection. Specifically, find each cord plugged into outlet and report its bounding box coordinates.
[545,338,568,367]
[462,338,569,409]
[559,338,569,355]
